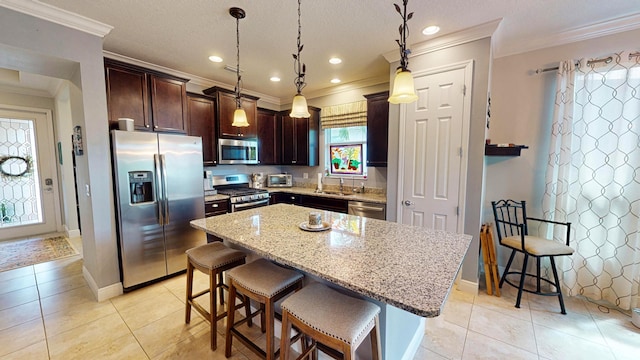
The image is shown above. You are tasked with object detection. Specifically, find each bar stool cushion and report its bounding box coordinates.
[227,258,304,298]
[281,283,380,346]
[186,242,246,270]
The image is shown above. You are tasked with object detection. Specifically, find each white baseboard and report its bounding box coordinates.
[456,278,479,294]
[65,228,81,238]
[82,266,123,302]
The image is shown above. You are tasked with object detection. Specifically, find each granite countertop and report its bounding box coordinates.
[190,204,472,317]
[204,194,229,202]
[267,186,387,204]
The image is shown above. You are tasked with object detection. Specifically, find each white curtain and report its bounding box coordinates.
[543,52,640,310]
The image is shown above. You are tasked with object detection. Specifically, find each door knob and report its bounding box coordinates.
[403,200,414,206]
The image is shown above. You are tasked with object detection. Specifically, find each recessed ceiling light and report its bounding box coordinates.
[422,25,440,35]
[209,55,223,63]
[329,57,342,64]
[330,78,341,84]
[270,76,281,82]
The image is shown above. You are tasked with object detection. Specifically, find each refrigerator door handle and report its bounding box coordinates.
[154,154,165,225]
[160,154,169,225]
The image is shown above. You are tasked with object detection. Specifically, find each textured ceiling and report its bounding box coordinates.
[4,0,640,101]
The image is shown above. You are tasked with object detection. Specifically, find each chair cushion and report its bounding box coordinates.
[503,236,574,256]
[281,283,380,346]
[227,258,303,298]
[186,242,246,270]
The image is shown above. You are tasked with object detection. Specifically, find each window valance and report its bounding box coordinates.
[320,100,367,129]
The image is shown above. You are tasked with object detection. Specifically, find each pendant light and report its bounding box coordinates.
[388,0,418,104]
[230,7,249,127]
[290,0,311,118]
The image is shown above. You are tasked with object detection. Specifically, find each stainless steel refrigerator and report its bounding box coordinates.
[111,130,205,289]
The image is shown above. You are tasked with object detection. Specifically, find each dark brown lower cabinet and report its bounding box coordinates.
[205,199,228,242]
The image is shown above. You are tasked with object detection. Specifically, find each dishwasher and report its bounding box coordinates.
[348,201,386,220]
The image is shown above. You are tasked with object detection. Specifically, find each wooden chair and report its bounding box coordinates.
[225,258,304,360]
[280,282,381,360]
[491,199,573,314]
[185,242,250,350]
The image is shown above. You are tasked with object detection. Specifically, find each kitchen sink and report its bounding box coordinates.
[320,190,356,197]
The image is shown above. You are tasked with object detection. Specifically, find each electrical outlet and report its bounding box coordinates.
[303,173,308,179]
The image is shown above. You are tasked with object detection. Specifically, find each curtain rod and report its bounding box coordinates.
[534,53,640,74]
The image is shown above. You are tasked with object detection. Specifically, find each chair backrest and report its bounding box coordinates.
[491,199,528,242]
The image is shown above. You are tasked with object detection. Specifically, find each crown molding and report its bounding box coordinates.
[0,0,112,37]
[383,19,501,64]
[495,12,640,58]
[103,51,281,105]
[304,75,390,101]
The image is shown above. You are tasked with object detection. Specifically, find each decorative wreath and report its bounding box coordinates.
[0,155,33,177]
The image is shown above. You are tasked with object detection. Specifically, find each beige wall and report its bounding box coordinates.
[486,28,640,265]
[387,37,492,285]
[0,7,120,297]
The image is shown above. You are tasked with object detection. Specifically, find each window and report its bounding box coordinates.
[325,126,367,176]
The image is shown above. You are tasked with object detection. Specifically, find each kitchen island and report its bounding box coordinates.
[190,204,472,359]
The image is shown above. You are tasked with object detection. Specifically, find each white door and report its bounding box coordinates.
[398,63,470,232]
[0,107,61,240]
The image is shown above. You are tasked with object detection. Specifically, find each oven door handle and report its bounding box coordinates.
[233,198,270,210]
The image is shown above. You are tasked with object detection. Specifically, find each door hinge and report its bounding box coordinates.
[462,85,466,95]
[456,206,459,216]
[459,147,463,157]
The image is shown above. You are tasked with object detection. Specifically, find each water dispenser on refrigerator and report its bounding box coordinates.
[129,171,153,204]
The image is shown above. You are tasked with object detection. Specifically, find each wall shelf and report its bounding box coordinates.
[485,144,529,156]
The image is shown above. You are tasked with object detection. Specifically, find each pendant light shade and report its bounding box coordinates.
[232,108,249,127]
[290,94,311,118]
[230,7,249,127]
[388,69,418,104]
[388,0,418,104]
[290,0,310,118]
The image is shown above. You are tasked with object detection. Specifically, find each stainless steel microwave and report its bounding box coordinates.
[267,174,292,187]
[218,138,258,164]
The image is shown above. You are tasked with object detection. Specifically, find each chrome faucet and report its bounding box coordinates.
[339,177,344,193]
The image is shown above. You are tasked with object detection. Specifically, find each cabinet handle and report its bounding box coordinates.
[146,125,150,128]
[292,160,297,164]
[154,125,158,129]
[212,204,219,208]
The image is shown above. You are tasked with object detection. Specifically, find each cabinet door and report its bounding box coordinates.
[364,91,390,167]
[301,195,348,213]
[187,94,217,165]
[218,91,258,138]
[150,75,187,133]
[105,64,150,130]
[281,114,309,165]
[281,108,319,166]
[257,108,281,165]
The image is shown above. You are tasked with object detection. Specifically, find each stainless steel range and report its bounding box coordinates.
[211,174,270,212]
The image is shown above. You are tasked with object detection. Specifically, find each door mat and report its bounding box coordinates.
[0,236,79,272]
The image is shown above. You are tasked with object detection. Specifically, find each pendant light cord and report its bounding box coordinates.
[235,13,242,108]
[293,0,306,95]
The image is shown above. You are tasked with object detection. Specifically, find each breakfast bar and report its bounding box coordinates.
[190,203,473,359]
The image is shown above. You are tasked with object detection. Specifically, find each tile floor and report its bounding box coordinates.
[0,235,639,359]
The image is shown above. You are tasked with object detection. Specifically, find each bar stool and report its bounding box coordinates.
[280,282,381,360]
[185,242,250,350]
[225,258,304,360]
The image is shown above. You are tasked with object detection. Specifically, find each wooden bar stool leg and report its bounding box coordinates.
[280,309,293,360]
[265,299,275,360]
[371,315,381,360]
[209,268,217,350]
[218,271,225,306]
[225,280,238,357]
[185,261,194,323]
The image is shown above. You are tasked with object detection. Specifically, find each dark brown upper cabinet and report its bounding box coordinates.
[364,91,390,167]
[280,107,319,166]
[203,86,258,139]
[257,108,281,165]
[104,58,188,133]
[186,93,217,165]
